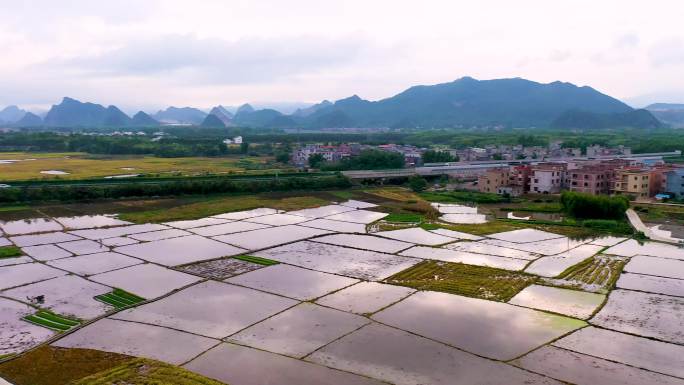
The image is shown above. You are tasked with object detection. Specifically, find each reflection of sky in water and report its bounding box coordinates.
[374,291,584,360]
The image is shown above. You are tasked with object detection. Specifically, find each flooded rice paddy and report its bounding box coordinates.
[313,233,414,254]
[375,227,454,245]
[315,282,415,315]
[113,281,297,338]
[373,291,585,360]
[0,201,682,385]
[226,264,359,300]
[508,284,605,319]
[228,302,369,358]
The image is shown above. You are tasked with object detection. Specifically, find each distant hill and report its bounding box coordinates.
[295,77,638,129]
[4,77,665,130]
[13,112,43,126]
[209,106,233,125]
[103,106,133,126]
[551,109,663,129]
[0,105,27,123]
[645,103,684,128]
[131,111,160,126]
[44,97,133,127]
[153,106,207,124]
[200,114,226,128]
[233,107,290,127]
[292,100,332,117]
[213,105,233,117]
[235,103,255,117]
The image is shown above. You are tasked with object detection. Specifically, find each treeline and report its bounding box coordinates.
[3,127,684,157]
[0,132,257,158]
[422,150,457,163]
[0,174,351,203]
[560,191,629,220]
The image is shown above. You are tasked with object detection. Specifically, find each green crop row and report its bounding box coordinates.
[386,260,536,302]
[22,311,80,331]
[234,255,279,266]
[95,289,145,309]
[557,256,625,288]
[0,246,22,259]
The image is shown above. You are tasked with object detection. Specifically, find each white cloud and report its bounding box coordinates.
[48,34,373,85]
[649,37,684,67]
[2,0,684,109]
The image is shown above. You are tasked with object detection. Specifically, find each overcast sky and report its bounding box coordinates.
[2,0,684,112]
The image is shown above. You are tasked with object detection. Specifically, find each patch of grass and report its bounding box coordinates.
[0,246,22,259]
[0,346,133,385]
[0,205,30,213]
[498,218,631,238]
[234,255,279,266]
[420,190,510,204]
[421,220,524,235]
[364,187,423,202]
[71,358,227,385]
[120,193,329,223]
[0,151,287,181]
[499,202,563,213]
[0,353,15,361]
[329,190,355,200]
[384,212,424,223]
[385,260,537,302]
[22,311,80,331]
[94,288,145,309]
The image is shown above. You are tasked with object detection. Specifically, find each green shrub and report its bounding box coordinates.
[408,176,428,192]
[582,219,632,233]
[0,175,352,203]
[560,191,629,219]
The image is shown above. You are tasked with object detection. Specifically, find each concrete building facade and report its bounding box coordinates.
[568,165,616,195]
[530,163,566,194]
[478,168,510,194]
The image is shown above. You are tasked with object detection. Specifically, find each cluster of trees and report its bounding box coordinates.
[422,150,457,163]
[560,191,629,220]
[0,174,351,203]
[315,149,405,171]
[0,132,264,158]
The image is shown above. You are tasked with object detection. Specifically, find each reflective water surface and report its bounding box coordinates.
[373,291,585,360]
[226,264,358,300]
[114,281,297,338]
[228,302,369,357]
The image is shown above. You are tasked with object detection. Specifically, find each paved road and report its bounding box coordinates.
[626,208,683,244]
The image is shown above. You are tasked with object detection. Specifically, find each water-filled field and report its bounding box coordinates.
[1,199,683,385]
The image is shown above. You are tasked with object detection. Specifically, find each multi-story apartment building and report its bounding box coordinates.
[567,165,616,195]
[613,168,659,198]
[478,168,510,194]
[530,163,566,194]
[665,168,684,198]
[508,165,531,193]
[586,144,632,158]
[291,144,352,166]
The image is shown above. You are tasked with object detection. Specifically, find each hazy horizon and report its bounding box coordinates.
[2,0,684,112]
